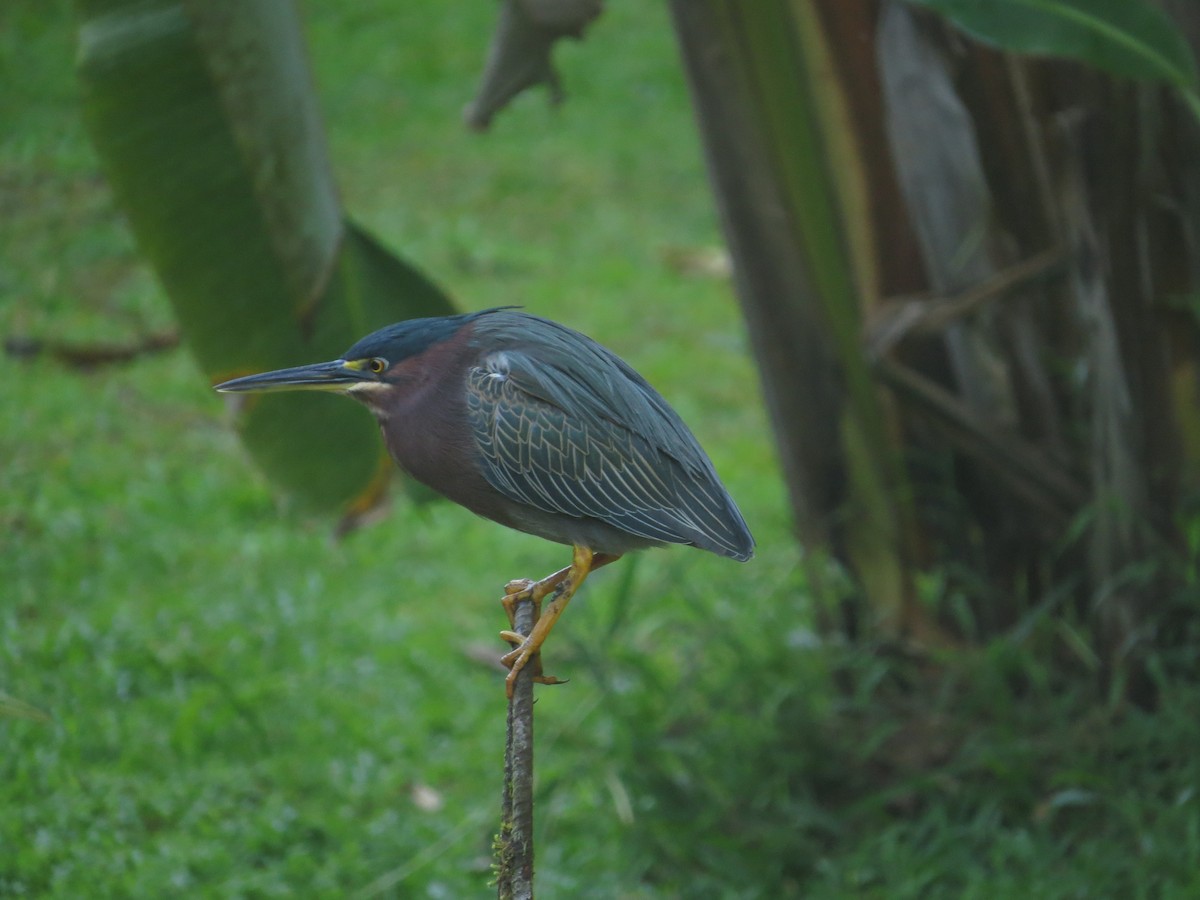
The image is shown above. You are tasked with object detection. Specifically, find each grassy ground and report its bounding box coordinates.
[3,2,1200,898]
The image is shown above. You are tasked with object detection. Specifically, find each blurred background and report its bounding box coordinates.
[3,1,1199,897]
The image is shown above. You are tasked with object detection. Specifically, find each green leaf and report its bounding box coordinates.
[74,0,456,511]
[234,223,453,510]
[910,0,1200,92]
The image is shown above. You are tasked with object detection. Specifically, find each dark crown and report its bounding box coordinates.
[340,308,513,363]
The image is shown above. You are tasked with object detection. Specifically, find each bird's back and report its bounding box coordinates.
[463,311,754,561]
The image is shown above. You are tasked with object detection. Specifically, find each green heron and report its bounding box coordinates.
[216,308,753,695]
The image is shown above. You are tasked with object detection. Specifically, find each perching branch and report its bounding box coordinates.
[495,595,536,899]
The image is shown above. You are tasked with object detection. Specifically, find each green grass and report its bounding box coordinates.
[3,1,1200,897]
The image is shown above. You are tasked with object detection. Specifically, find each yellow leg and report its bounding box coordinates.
[500,546,595,698]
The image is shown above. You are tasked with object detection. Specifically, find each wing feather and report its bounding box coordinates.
[465,333,753,559]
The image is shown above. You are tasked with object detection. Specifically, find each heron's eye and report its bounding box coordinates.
[368,357,387,375]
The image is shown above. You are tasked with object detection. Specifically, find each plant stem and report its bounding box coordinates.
[496,595,536,899]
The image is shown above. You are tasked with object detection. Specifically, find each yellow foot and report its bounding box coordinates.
[498,568,571,695]
[498,548,618,699]
[499,633,568,691]
[498,630,568,689]
[500,585,542,634]
[500,568,570,630]
[500,589,552,682]
[501,642,569,695]
[498,547,602,699]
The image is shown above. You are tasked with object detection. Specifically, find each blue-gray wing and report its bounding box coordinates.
[464,346,753,560]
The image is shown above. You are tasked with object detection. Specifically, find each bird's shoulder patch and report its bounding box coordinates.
[480,350,512,381]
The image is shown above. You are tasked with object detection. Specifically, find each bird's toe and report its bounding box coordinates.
[504,578,536,596]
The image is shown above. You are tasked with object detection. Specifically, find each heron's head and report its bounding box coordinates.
[214,310,503,409]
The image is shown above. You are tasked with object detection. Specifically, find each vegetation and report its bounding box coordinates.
[3,1,1199,897]
[669,0,1200,678]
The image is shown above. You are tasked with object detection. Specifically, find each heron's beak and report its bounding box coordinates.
[215,359,365,394]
